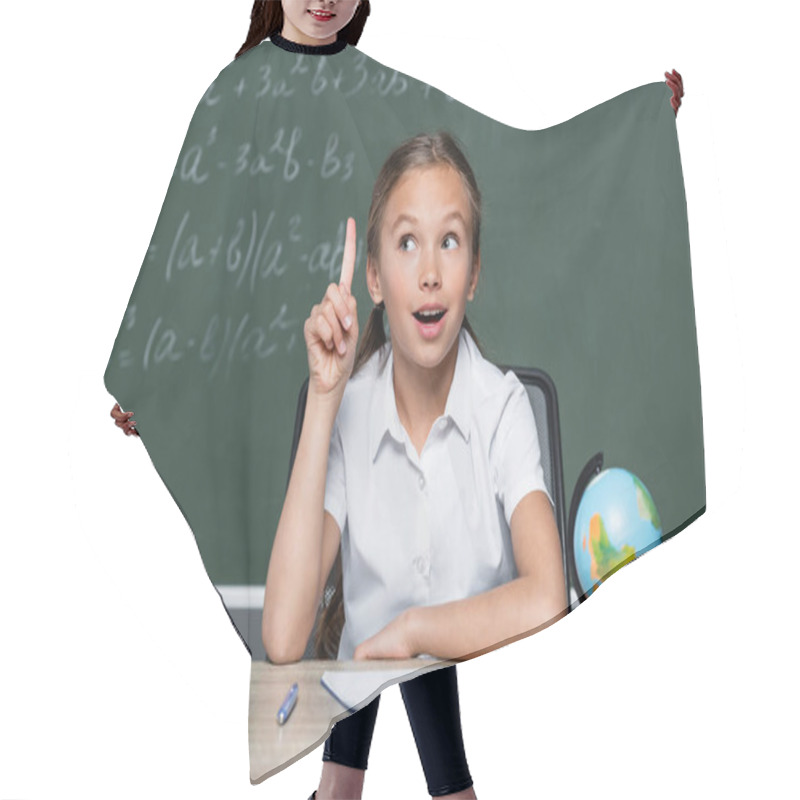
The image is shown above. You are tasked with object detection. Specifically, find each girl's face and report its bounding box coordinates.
[280,1,361,46]
[368,164,481,374]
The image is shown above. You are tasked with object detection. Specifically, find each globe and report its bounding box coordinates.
[573,467,662,597]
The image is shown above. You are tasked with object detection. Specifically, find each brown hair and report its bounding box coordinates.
[236,1,372,59]
[314,131,486,658]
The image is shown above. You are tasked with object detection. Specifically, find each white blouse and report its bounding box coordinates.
[324,328,553,660]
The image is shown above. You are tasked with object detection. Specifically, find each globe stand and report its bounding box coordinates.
[566,451,604,609]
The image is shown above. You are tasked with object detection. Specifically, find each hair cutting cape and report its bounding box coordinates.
[104,37,704,782]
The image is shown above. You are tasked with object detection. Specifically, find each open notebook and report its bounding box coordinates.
[321,667,421,713]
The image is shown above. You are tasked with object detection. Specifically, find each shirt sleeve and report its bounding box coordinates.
[323,417,347,536]
[492,373,555,529]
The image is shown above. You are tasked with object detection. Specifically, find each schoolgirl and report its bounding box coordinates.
[264,123,571,798]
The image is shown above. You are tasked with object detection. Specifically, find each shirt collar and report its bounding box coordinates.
[369,329,473,462]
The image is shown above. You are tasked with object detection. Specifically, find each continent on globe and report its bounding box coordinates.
[584,513,637,583]
[634,475,662,529]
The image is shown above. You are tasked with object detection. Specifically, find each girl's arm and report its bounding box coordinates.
[262,219,359,664]
[354,489,567,661]
[262,395,343,664]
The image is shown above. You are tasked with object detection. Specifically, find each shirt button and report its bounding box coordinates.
[418,474,425,490]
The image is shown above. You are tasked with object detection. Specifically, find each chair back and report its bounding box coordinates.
[498,366,578,605]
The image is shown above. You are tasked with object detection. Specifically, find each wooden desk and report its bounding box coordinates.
[249,658,454,784]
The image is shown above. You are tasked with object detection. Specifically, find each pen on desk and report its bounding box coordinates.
[277,682,299,725]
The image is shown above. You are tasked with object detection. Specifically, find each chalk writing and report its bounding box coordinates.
[257,63,296,99]
[124,304,136,331]
[203,51,448,104]
[267,127,302,182]
[177,125,355,185]
[164,211,365,292]
[234,142,277,178]
[320,133,355,182]
[117,349,134,369]
[179,144,209,185]
[137,305,301,382]
[201,81,221,107]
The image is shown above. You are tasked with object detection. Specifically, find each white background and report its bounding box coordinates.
[1,1,797,797]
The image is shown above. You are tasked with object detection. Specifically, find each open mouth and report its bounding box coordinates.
[413,309,446,324]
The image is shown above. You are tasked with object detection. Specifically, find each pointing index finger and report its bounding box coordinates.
[339,217,356,295]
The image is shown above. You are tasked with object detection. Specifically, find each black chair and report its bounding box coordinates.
[566,450,605,606]
[497,365,581,610]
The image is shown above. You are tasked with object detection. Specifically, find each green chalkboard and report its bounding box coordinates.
[105,40,703,648]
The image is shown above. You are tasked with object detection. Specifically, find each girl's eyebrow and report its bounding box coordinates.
[390,210,467,233]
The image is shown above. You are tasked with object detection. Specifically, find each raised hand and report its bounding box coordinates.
[665,69,684,116]
[110,402,139,436]
[303,217,359,399]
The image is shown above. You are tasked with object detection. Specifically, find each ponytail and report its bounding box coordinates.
[352,301,387,376]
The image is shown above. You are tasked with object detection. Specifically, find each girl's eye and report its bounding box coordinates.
[398,234,458,251]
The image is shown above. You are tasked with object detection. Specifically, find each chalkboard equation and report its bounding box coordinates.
[202,51,448,106]
[161,211,366,290]
[177,126,356,185]
[116,305,301,381]
[109,47,459,389]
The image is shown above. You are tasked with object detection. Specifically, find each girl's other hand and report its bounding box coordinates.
[110,402,139,436]
[304,217,359,399]
[353,610,416,660]
[665,69,684,115]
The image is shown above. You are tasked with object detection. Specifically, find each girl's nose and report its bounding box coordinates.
[419,259,442,290]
